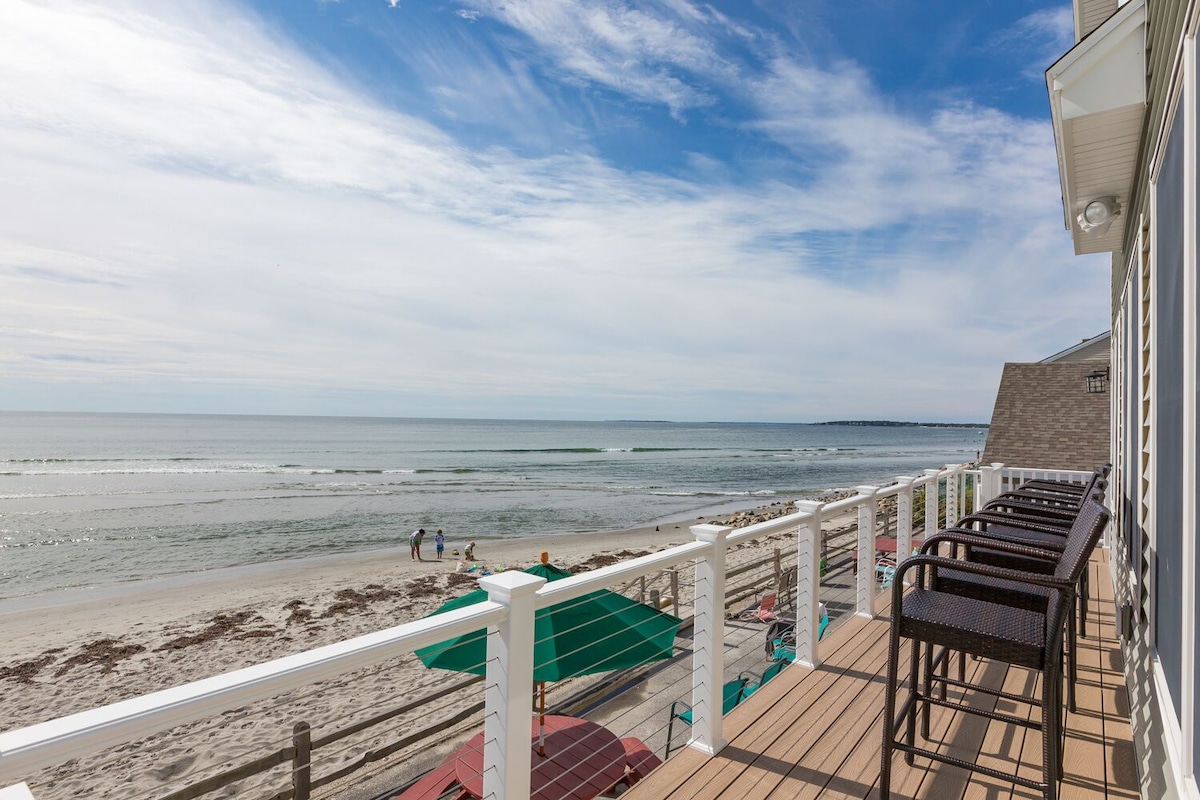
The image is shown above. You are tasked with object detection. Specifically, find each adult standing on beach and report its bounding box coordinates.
[434,529,445,560]
[410,528,425,561]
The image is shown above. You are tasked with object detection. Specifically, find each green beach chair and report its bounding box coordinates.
[664,676,750,758]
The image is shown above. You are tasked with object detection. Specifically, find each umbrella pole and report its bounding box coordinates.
[538,681,546,757]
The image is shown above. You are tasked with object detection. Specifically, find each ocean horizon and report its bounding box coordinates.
[0,412,987,601]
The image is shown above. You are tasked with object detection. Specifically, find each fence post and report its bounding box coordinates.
[892,479,916,592]
[894,477,916,564]
[945,465,961,527]
[688,524,731,756]
[670,569,680,611]
[854,486,879,618]
[978,464,995,508]
[292,722,312,800]
[794,501,823,668]
[923,469,940,536]
[480,571,545,800]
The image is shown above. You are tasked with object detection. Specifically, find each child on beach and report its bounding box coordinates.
[410,528,425,561]
[464,541,476,560]
[434,529,445,560]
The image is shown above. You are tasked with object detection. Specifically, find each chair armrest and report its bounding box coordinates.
[957,511,1071,537]
[939,524,1066,553]
[669,699,692,719]
[986,498,1078,520]
[893,554,1074,601]
[920,530,1062,561]
[995,490,1081,508]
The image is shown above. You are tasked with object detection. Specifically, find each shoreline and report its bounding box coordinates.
[0,494,833,799]
[0,492,809,616]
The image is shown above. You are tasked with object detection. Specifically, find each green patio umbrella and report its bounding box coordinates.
[415,559,683,753]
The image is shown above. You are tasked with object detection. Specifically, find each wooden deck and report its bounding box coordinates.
[624,550,1138,800]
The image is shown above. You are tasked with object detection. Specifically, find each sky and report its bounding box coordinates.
[0,0,1106,423]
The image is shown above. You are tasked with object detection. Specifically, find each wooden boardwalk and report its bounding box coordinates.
[624,550,1137,800]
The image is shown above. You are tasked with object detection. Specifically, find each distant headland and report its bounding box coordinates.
[818,420,989,428]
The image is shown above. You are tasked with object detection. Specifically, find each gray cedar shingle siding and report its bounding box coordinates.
[981,361,1111,471]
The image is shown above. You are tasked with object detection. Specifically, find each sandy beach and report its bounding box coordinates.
[0,499,829,799]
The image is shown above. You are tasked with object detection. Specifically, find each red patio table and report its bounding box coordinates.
[453,715,626,800]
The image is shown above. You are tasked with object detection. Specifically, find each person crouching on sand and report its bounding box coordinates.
[410,528,425,561]
[464,541,476,560]
[434,529,445,560]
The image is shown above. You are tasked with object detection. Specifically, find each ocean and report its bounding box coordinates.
[0,413,987,601]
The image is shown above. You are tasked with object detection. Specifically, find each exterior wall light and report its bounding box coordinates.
[1077,196,1121,234]
[1086,367,1110,393]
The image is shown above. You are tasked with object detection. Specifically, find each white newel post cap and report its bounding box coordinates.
[795,500,823,514]
[854,485,878,496]
[690,523,732,543]
[478,571,545,600]
[894,476,915,486]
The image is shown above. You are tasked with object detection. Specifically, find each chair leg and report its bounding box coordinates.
[907,637,919,764]
[880,616,903,800]
[939,646,949,701]
[921,641,933,739]
[1079,570,1089,638]
[1067,603,1078,713]
[1042,660,1062,800]
[664,707,676,759]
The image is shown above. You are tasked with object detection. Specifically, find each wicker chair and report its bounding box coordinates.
[879,499,1110,800]
[1010,462,1111,498]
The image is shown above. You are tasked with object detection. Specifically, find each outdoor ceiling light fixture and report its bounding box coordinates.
[1076,196,1121,235]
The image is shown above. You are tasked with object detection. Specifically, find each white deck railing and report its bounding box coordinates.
[1,461,1035,800]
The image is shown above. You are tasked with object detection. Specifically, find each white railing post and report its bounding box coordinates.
[977,464,995,509]
[923,469,940,538]
[894,477,916,564]
[480,572,545,800]
[892,479,916,592]
[688,524,731,756]
[793,501,824,668]
[854,486,879,618]
[945,465,961,527]
[990,463,1006,501]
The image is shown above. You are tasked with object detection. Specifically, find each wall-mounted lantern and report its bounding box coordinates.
[1085,367,1110,393]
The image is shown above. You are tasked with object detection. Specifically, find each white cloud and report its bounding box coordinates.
[456,0,732,117]
[0,0,1108,421]
[993,5,1076,78]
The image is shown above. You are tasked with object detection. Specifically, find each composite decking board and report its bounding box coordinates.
[625,616,880,798]
[889,653,1011,800]
[718,618,897,800]
[1060,563,1112,800]
[626,551,1131,800]
[1093,555,1139,799]
[961,661,1041,800]
[641,614,889,800]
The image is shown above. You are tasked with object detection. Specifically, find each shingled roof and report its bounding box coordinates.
[981,360,1111,471]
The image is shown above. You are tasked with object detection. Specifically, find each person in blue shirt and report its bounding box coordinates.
[434,529,445,560]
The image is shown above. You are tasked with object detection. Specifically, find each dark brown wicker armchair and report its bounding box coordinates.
[879,498,1110,800]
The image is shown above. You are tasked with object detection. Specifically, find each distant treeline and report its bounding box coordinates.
[818,420,989,428]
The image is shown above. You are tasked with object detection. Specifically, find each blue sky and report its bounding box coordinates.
[0,0,1104,423]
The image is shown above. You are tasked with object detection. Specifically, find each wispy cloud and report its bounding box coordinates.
[0,0,1106,421]
[992,5,1075,78]
[455,0,735,117]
